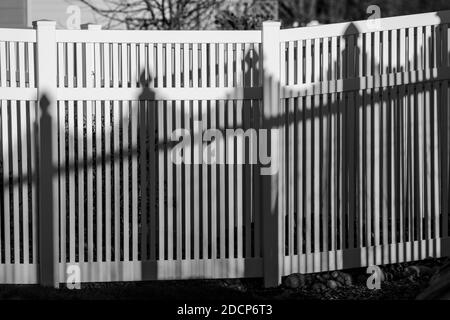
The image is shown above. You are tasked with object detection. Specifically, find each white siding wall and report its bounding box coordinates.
[0,0,27,28]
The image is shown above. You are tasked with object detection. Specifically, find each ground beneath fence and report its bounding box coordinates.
[0,258,447,300]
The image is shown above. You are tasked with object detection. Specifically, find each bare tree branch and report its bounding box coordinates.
[78,0,219,30]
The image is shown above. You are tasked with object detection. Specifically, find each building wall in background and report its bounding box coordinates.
[0,0,28,28]
[0,0,114,29]
[27,0,114,29]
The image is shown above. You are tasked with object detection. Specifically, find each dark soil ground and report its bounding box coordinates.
[0,258,445,300]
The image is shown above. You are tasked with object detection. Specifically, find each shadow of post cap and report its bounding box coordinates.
[39,95,50,113]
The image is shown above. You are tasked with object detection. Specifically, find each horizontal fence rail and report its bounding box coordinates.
[0,10,449,286]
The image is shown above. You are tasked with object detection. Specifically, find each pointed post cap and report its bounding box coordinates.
[81,23,102,30]
[32,20,56,28]
[262,21,281,28]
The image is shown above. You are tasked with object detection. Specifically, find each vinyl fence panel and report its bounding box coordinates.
[0,10,450,287]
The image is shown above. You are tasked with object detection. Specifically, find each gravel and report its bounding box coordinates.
[0,258,446,300]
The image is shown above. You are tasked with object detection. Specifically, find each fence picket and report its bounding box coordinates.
[166,100,174,261]
[77,100,85,263]
[131,100,138,263]
[193,100,200,262]
[0,42,6,87]
[105,101,112,264]
[123,101,130,263]
[2,100,10,266]
[209,100,217,261]
[68,99,75,263]
[59,101,67,265]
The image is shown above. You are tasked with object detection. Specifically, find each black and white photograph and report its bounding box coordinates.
[1,0,450,313]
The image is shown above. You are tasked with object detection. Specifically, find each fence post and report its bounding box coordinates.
[261,21,282,287]
[33,20,59,288]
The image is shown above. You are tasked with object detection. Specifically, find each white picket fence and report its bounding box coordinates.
[279,11,450,279]
[0,10,450,287]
